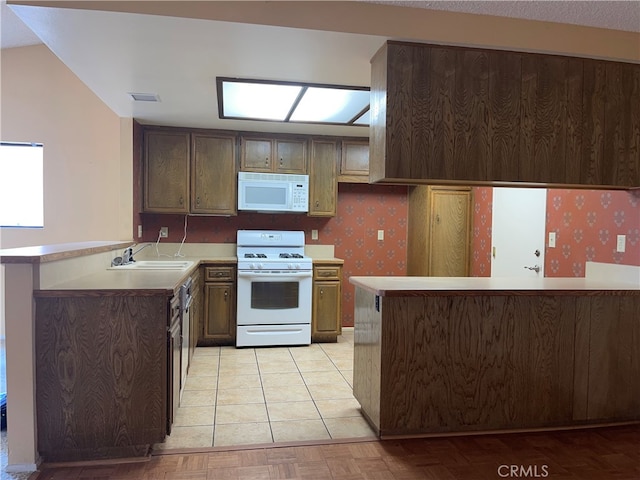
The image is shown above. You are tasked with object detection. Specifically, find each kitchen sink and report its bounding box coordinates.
[109,260,195,271]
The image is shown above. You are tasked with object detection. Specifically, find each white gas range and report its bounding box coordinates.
[236,230,312,347]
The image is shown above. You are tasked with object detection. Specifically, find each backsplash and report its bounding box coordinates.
[470,187,640,277]
[138,183,409,326]
[135,174,638,327]
[545,189,640,276]
[471,187,494,277]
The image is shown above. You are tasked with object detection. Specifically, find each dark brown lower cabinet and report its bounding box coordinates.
[312,263,343,342]
[200,265,236,346]
[353,287,640,437]
[168,305,181,434]
[34,291,173,462]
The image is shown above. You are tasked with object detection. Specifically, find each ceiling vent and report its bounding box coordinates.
[128,92,160,102]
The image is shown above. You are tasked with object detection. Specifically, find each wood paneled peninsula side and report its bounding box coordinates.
[349,268,640,438]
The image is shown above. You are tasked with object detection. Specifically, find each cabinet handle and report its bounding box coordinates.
[265,157,269,166]
[217,272,224,277]
[179,197,184,205]
[224,290,228,300]
[280,158,283,166]
[196,196,200,206]
[320,289,324,295]
[315,200,320,207]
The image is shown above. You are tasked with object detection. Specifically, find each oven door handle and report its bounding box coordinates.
[238,270,312,279]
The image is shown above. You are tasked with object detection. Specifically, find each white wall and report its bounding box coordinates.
[0,44,133,338]
[0,44,131,248]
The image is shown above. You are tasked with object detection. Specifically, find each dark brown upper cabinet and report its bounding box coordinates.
[143,128,238,215]
[240,134,307,174]
[369,41,640,189]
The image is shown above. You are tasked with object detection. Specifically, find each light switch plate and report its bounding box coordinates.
[377,230,384,241]
[137,225,143,238]
[160,226,168,238]
[617,235,626,253]
[311,229,318,240]
[549,232,556,248]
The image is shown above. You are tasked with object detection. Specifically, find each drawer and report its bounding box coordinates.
[204,266,236,282]
[313,266,342,281]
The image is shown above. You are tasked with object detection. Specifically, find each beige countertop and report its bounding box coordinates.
[0,240,132,264]
[14,241,342,292]
[312,257,344,264]
[349,276,640,296]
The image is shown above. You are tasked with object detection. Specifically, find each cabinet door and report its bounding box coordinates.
[339,140,369,182]
[192,134,237,215]
[241,137,272,172]
[189,272,202,364]
[308,139,338,216]
[203,283,236,344]
[312,281,342,337]
[275,139,307,173]
[144,130,190,213]
[408,186,472,276]
[168,321,181,434]
[428,188,472,276]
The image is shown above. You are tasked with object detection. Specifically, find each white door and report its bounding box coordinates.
[491,188,546,277]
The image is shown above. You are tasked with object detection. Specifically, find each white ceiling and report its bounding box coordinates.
[373,1,640,33]
[2,1,639,137]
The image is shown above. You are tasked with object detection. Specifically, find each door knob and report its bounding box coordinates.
[524,265,540,273]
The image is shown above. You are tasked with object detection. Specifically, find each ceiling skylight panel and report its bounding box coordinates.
[221,81,302,121]
[290,87,370,123]
[353,109,370,125]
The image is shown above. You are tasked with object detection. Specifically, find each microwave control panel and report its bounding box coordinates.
[292,183,308,210]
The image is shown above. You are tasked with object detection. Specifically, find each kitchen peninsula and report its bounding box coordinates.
[1,240,341,464]
[350,265,640,438]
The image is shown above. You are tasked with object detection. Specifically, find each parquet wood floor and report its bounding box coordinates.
[31,425,639,480]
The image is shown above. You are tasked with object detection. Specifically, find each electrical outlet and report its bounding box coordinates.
[549,232,556,248]
[617,234,626,253]
[160,226,168,238]
[137,225,143,238]
[311,229,318,240]
[377,230,384,241]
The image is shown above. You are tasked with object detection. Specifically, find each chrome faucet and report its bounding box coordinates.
[124,244,151,264]
[112,244,151,266]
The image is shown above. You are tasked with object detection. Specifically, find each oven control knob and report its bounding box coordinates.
[288,263,294,269]
[257,263,264,269]
[250,263,256,269]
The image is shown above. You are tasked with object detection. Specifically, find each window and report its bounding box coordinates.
[0,142,44,228]
[217,78,369,126]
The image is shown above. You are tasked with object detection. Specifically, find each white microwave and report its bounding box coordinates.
[238,172,309,213]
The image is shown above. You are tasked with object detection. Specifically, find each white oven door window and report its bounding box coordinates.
[251,281,299,309]
[237,271,312,325]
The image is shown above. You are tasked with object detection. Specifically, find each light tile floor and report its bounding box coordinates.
[154,327,376,450]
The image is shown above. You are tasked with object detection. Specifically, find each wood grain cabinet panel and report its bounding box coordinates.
[191,134,237,215]
[188,269,202,365]
[312,263,343,341]
[144,128,237,215]
[308,139,338,216]
[339,139,370,183]
[144,130,190,213]
[35,294,169,462]
[240,135,307,174]
[353,288,640,437]
[370,40,640,188]
[275,138,307,173]
[201,264,236,346]
[407,186,472,276]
